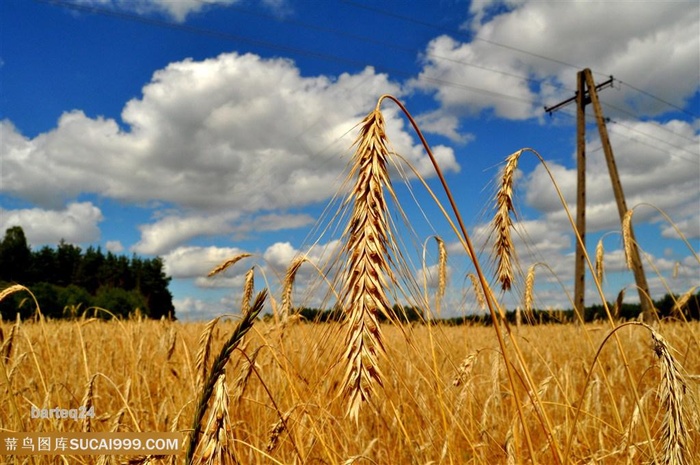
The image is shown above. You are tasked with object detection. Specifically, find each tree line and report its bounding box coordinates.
[287,293,700,325]
[0,226,174,320]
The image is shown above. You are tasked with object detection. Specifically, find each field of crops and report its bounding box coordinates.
[2,95,698,464]
[1,315,699,464]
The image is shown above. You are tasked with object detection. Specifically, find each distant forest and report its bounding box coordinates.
[292,292,700,325]
[0,226,174,320]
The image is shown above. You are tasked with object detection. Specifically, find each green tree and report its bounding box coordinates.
[94,286,148,319]
[55,240,82,287]
[75,246,105,293]
[29,246,58,284]
[140,257,174,319]
[0,226,32,282]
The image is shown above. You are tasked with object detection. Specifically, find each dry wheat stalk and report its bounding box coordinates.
[622,210,635,271]
[613,289,625,321]
[1,318,18,361]
[339,106,395,422]
[524,265,535,316]
[207,253,252,277]
[342,439,379,465]
[266,409,292,453]
[650,329,691,465]
[672,287,696,318]
[81,374,97,432]
[595,239,605,284]
[242,267,255,314]
[436,236,447,311]
[165,326,177,361]
[196,317,221,390]
[467,273,486,311]
[232,346,261,405]
[192,373,236,465]
[186,291,265,463]
[493,150,521,291]
[453,352,478,387]
[281,256,306,321]
[0,284,30,303]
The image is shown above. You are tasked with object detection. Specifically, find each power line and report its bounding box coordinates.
[35,0,543,111]
[342,0,698,119]
[35,0,698,126]
[616,80,698,118]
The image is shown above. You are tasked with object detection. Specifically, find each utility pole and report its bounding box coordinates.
[545,68,655,323]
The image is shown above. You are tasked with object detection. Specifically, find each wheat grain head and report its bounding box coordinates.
[207,253,252,277]
[493,150,521,291]
[651,329,691,465]
[340,105,395,422]
[281,256,306,321]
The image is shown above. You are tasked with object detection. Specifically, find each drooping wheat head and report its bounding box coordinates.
[192,373,236,465]
[452,352,478,388]
[339,105,396,422]
[207,253,252,277]
[467,273,486,311]
[186,291,266,463]
[672,287,696,319]
[266,408,293,454]
[651,329,691,465]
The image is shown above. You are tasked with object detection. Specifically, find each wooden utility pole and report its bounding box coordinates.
[573,70,587,323]
[545,68,655,323]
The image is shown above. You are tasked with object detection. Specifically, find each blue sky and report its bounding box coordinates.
[1,0,698,320]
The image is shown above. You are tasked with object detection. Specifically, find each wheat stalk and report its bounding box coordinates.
[493,150,521,291]
[192,373,236,465]
[281,256,306,321]
[622,210,635,271]
[266,408,293,453]
[651,329,691,465]
[613,289,625,321]
[467,273,486,311]
[241,267,255,314]
[524,265,535,317]
[186,291,266,463]
[195,317,221,390]
[339,105,396,422]
[232,346,261,405]
[207,253,252,277]
[672,287,696,318]
[452,352,478,388]
[595,239,605,284]
[81,374,97,432]
[436,236,447,315]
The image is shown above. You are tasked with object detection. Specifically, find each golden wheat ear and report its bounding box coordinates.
[186,291,266,463]
[207,253,252,277]
[339,105,396,422]
[651,329,692,465]
[493,150,521,291]
[281,256,306,322]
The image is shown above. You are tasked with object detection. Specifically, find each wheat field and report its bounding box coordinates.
[2,95,698,464]
[1,316,699,464]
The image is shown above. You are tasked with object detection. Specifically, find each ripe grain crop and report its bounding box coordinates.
[1,317,698,464]
[1,95,698,464]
